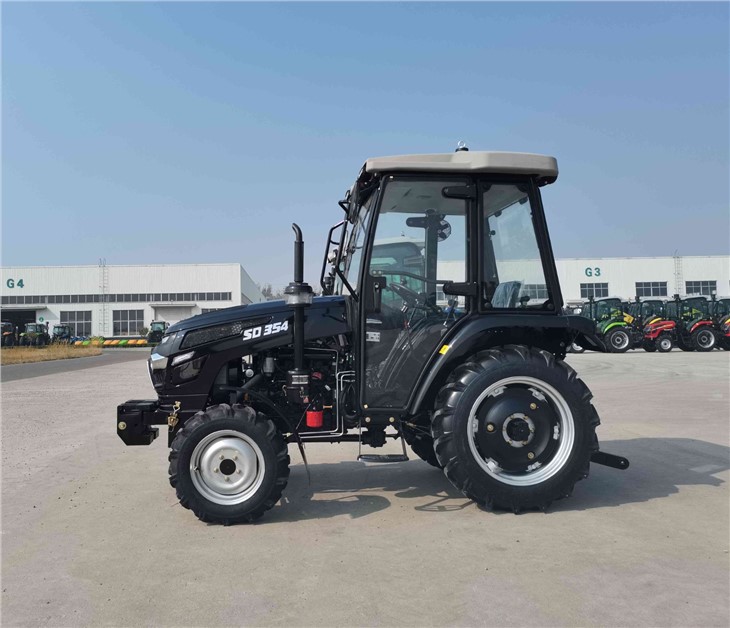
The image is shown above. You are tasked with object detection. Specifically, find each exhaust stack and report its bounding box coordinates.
[285,224,314,405]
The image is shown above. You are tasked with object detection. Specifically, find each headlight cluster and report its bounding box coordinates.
[180,317,270,349]
[171,354,207,384]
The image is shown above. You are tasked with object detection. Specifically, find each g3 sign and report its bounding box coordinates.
[584,267,601,278]
[6,278,24,288]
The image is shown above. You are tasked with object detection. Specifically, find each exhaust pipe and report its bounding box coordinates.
[285,224,314,405]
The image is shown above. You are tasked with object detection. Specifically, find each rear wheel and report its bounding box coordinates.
[657,335,673,353]
[605,328,631,353]
[432,346,599,512]
[692,327,716,352]
[169,404,290,524]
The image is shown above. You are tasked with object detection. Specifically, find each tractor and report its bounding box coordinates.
[666,295,717,351]
[51,324,74,344]
[19,323,50,347]
[710,296,730,350]
[116,149,628,524]
[1,321,15,347]
[147,321,169,345]
[628,298,675,352]
[581,296,641,353]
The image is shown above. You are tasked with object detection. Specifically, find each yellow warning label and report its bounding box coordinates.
[439,344,450,355]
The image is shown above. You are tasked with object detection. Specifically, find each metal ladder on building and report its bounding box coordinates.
[98,258,109,336]
[673,254,683,296]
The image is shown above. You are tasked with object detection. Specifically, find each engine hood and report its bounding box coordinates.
[167,295,348,334]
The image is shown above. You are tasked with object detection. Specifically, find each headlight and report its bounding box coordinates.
[171,355,207,384]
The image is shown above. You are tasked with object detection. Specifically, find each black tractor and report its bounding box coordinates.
[20,323,50,347]
[147,321,169,345]
[117,149,628,524]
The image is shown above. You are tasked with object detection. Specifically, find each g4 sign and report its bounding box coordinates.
[584,267,601,278]
[6,278,24,289]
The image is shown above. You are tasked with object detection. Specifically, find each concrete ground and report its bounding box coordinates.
[1,350,728,627]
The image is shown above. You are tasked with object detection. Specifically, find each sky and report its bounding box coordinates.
[3,1,729,291]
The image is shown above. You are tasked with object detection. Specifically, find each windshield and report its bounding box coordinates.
[151,322,166,331]
[682,298,709,317]
[53,326,68,333]
[595,299,623,320]
[26,324,43,333]
[641,301,665,318]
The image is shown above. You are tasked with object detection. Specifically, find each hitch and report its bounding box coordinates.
[591,451,630,470]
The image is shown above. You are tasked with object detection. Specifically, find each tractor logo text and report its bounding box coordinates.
[242,320,289,342]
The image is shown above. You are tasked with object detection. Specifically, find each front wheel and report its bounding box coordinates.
[432,346,599,512]
[169,404,290,524]
[657,335,673,353]
[605,328,631,353]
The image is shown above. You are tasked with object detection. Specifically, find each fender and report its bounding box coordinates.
[603,321,627,333]
[408,313,603,415]
[689,320,713,334]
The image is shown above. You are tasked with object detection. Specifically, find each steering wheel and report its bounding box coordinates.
[388,282,422,307]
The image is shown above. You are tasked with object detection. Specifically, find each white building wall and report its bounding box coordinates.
[1,264,264,337]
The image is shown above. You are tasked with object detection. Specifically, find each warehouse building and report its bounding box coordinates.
[556,255,730,305]
[2,255,728,337]
[1,263,263,338]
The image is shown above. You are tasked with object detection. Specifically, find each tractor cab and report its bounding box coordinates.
[711,297,730,349]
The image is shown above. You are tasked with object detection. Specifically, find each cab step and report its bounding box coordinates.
[357,453,409,463]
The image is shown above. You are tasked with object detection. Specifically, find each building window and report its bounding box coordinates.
[636,282,667,297]
[685,280,716,296]
[60,311,92,336]
[201,308,220,313]
[522,284,549,300]
[580,283,609,299]
[113,309,145,337]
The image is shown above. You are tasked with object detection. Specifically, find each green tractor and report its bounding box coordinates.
[582,296,641,353]
[147,321,169,345]
[666,295,716,352]
[19,323,51,347]
[1,321,15,347]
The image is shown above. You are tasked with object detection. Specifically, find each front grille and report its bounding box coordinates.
[150,369,166,388]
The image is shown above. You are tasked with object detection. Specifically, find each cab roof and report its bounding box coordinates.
[365,151,558,184]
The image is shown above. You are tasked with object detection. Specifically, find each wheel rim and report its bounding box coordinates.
[190,430,265,505]
[697,330,714,349]
[467,376,575,487]
[659,337,671,351]
[610,330,630,350]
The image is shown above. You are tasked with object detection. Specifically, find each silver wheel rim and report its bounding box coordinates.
[697,330,714,349]
[611,330,630,350]
[467,376,575,487]
[190,430,265,506]
[659,337,671,351]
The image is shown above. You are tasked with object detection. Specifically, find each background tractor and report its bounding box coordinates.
[1,321,16,347]
[629,298,675,352]
[51,323,74,343]
[147,321,169,345]
[582,296,641,353]
[116,149,628,525]
[19,323,50,347]
[666,295,716,351]
[710,296,730,350]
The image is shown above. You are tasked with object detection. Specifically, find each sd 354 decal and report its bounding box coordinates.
[243,320,289,342]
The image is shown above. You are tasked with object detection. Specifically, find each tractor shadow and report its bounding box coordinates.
[551,437,729,513]
[266,438,729,522]
[267,459,468,523]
